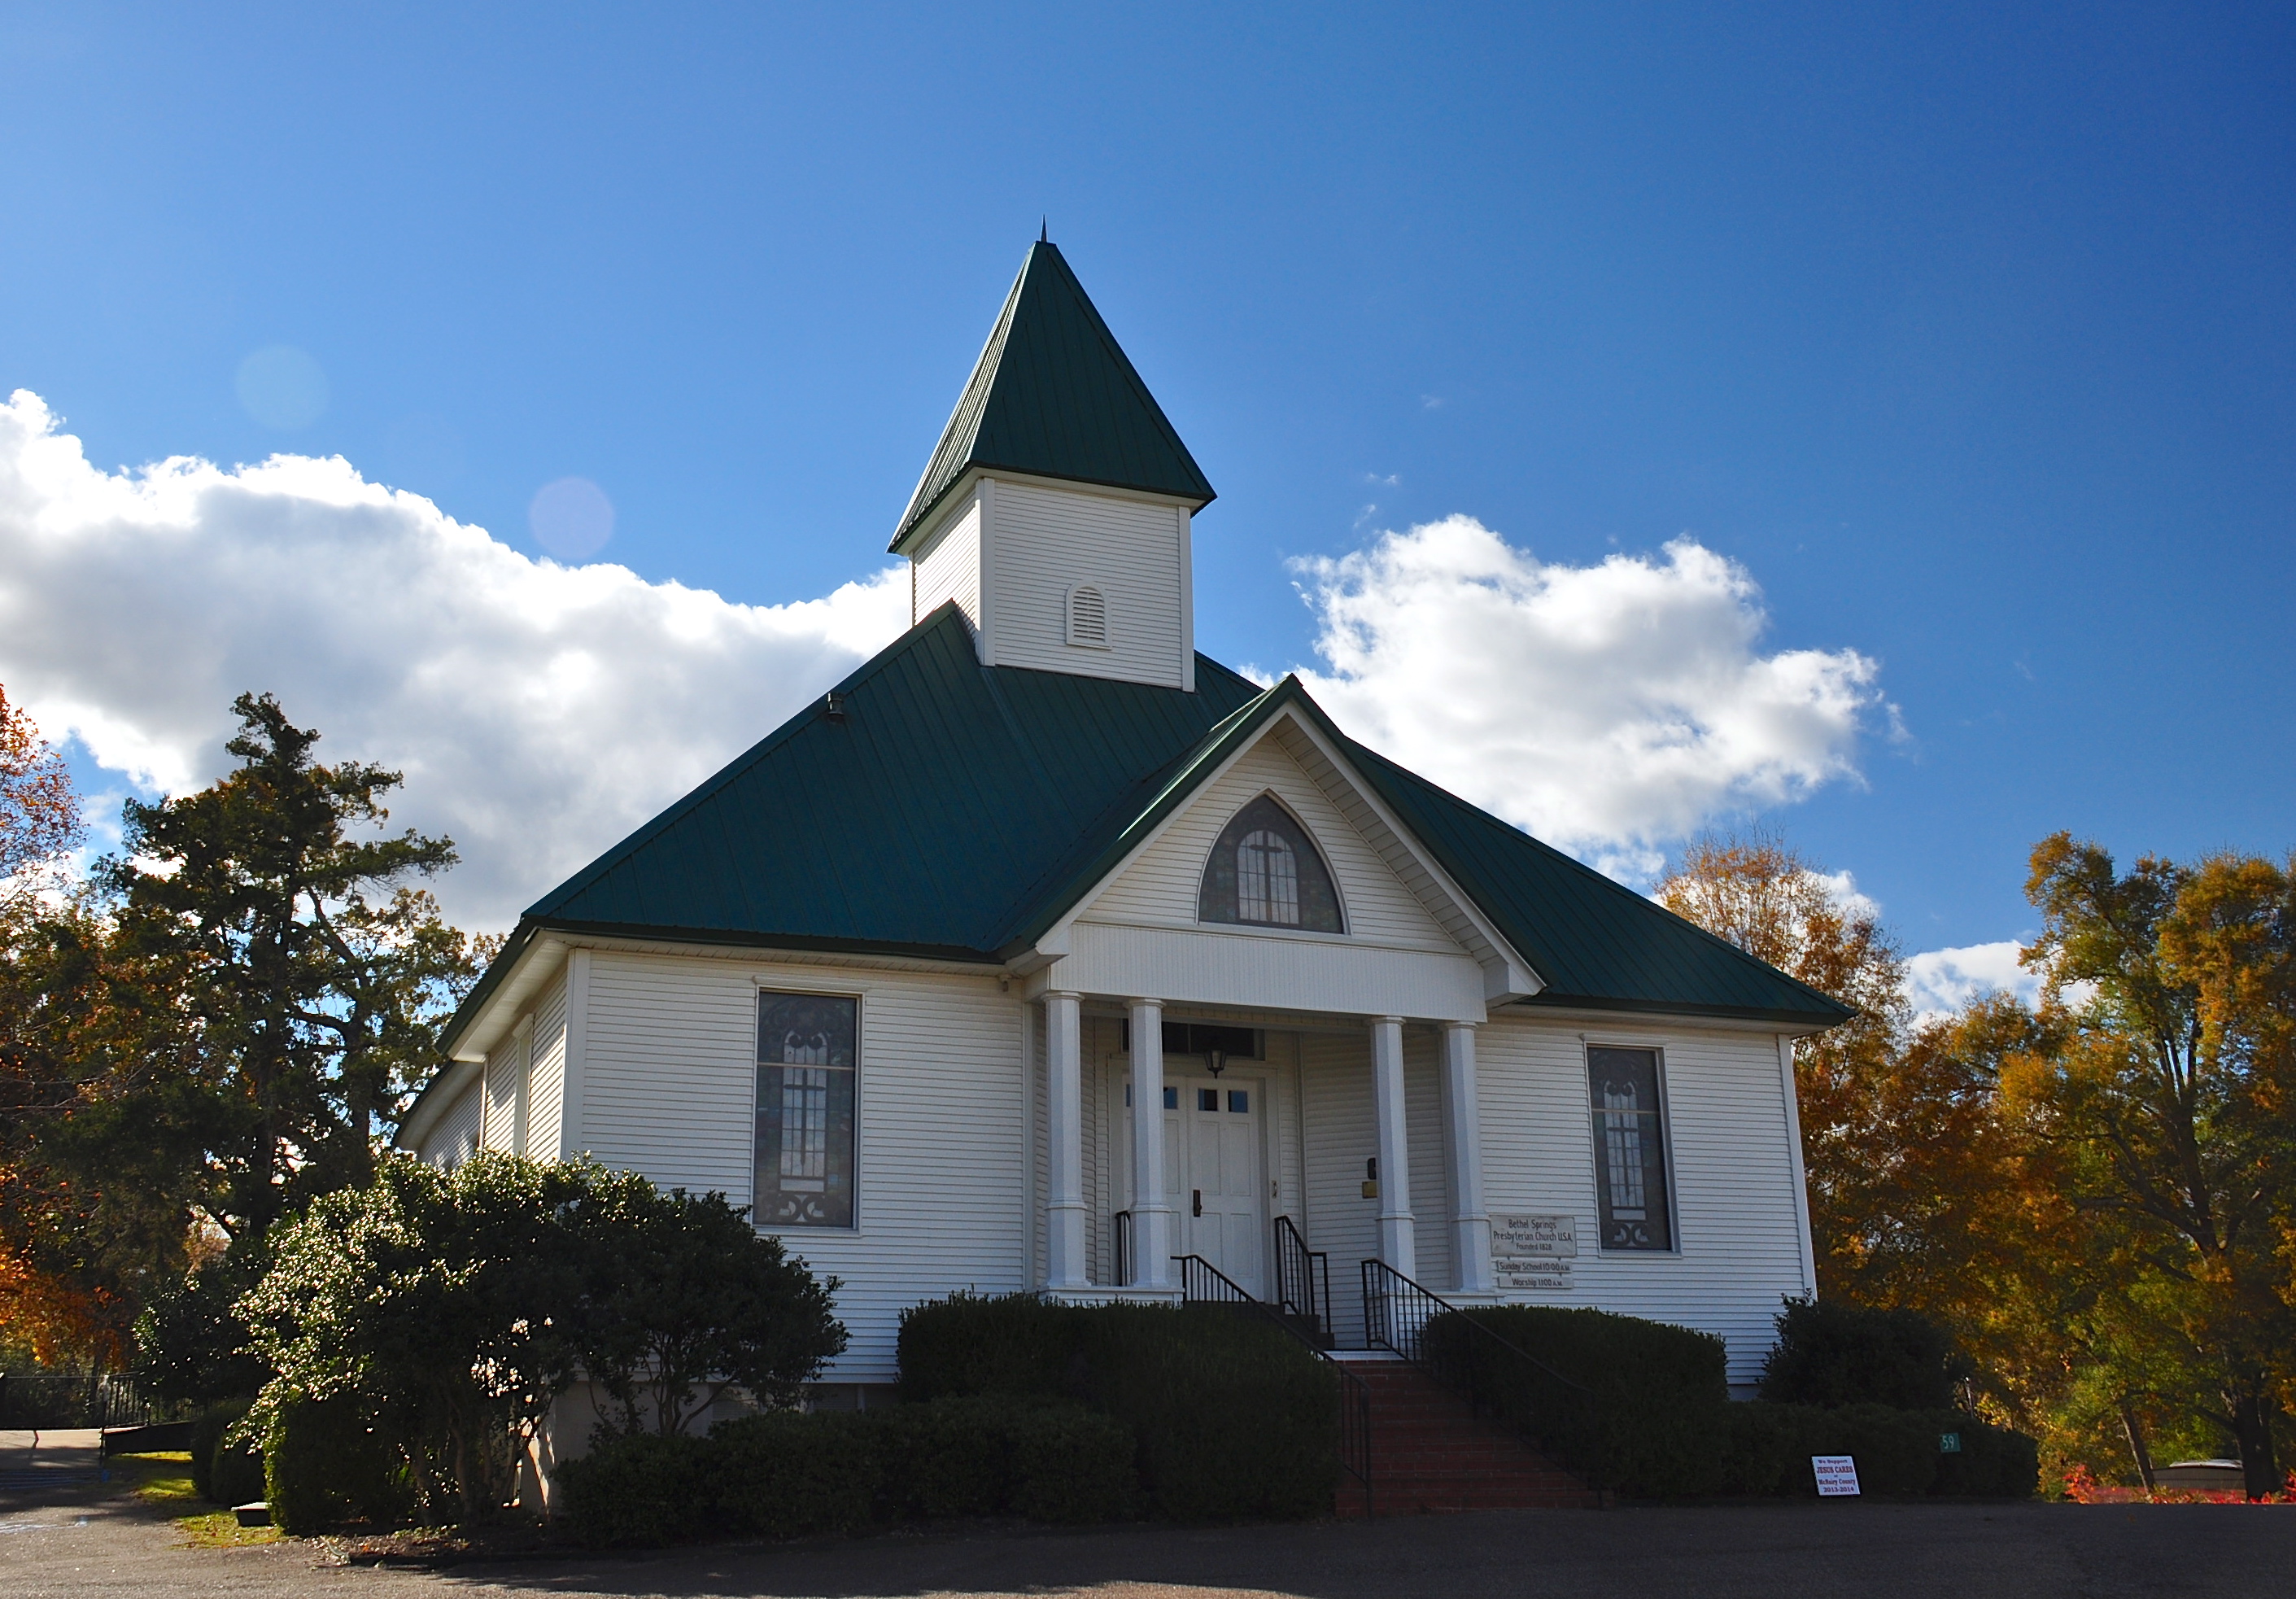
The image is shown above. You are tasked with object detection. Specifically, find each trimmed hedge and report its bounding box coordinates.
[556,1396,1140,1548]
[1420,1304,2035,1502]
[897,1294,1339,1521]
[263,1396,414,1534]
[190,1398,265,1506]
[1425,1305,1731,1497]
[1759,1300,1962,1411]
[1721,1403,2038,1499]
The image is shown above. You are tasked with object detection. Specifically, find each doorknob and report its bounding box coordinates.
[1192,1189,1203,1217]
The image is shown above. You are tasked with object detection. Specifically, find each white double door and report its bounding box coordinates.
[1122,1068,1266,1296]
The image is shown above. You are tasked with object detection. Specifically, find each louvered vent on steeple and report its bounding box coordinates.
[1066,584,1109,649]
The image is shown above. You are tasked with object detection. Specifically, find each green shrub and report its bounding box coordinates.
[1718,1402,2035,1499]
[872,1396,1138,1523]
[710,1412,884,1537]
[897,1295,1338,1522]
[897,1292,1084,1402]
[1085,1305,1336,1521]
[191,1398,265,1506]
[1426,1305,1730,1498]
[1926,1412,2040,1500]
[1758,1299,1962,1411]
[560,1396,1141,1549]
[263,1395,414,1534]
[1718,1400,1794,1495]
[877,1396,1012,1518]
[556,1430,718,1547]
[1004,1400,1141,1523]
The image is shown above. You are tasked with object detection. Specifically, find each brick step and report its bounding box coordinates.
[1337,1357,1597,1518]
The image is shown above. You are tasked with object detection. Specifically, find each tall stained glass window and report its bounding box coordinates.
[1587,1046,1672,1251]
[756,992,858,1228]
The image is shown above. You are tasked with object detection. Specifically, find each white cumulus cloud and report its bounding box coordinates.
[0,390,909,928]
[1291,516,1888,877]
[1903,941,2042,1025]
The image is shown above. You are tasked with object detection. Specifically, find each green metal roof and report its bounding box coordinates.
[440,604,1847,1059]
[890,239,1216,553]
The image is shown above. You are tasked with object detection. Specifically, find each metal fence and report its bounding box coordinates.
[0,1373,183,1431]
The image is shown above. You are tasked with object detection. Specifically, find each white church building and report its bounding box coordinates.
[400,238,1846,1401]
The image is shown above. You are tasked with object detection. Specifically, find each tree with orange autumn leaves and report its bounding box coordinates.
[0,686,492,1374]
[0,681,120,1363]
[1659,829,2296,1496]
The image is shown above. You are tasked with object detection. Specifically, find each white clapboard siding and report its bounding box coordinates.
[988,481,1185,687]
[578,951,1031,1383]
[1299,1030,1379,1348]
[912,493,982,630]
[481,1035,519,1152]
[1084,737,1462,952]
[421,1083,482,1169]
[1474,1013,1809,1387]
[526,979,569,1161]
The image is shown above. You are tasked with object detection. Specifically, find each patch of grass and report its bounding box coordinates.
[107,1450,200,1505]
[176,1509,284,1549]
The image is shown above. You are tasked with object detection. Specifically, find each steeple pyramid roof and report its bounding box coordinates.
[890,239,1216,552]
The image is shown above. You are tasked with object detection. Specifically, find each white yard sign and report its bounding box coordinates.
[1491,1214,1577,1291]
[1813,1455,1862,1496]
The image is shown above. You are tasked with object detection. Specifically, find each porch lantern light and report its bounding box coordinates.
[1205,1048,1227,1078]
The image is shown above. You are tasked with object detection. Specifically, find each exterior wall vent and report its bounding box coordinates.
[1066,583,1110,649]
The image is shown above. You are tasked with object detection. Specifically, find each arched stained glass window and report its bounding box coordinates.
[1198,794,1343,933]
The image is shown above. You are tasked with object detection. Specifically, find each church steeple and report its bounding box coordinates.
[891,239,1215,555]
[894,240,1211,693]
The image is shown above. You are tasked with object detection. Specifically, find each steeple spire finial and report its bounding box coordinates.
[1040,216,1048,242]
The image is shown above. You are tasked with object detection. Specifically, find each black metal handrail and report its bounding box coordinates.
[1112,1209,1134,1287]
[1176,1254,1373,1516]
[1360,1257,1604,1494]
[1272,1216,1332,1345]
[0,1372,180,1431]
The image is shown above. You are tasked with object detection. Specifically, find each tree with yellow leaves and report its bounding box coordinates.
[2006,835,2296,1498]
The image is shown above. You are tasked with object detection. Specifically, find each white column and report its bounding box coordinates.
[1045,991,1088,1288]
[1442,1021,1493,1293]
[1369,1016,1416,1278]
[1128,998,1174,1289]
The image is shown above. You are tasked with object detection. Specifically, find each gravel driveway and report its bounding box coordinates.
[4,1465,2290,1599]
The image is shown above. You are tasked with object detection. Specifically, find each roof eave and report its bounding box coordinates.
[527,916,1005,968]
[1508,990,1853,1031]
[889,461,1218,556]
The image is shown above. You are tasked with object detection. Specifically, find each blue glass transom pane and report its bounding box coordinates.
[1163,1086,1179,1109]
[1228,1090,1250,1114]
[1198,1088,1219,1112]
[756,992,857,1228]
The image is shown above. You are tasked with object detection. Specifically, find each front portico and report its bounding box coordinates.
[1028,987,1504,1340]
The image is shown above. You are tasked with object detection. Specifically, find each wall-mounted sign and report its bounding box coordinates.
[1491,1213,1578,1257]
[1491,1215,1577,1291]
[1813,1455,1862,1496]
[1940,1432,1962,1454]
[1496,1263,1572,1291]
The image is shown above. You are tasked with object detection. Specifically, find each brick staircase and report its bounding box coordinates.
[1336,1357,1601,1516]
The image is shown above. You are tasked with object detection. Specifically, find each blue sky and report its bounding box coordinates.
[2,2,2289,967]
